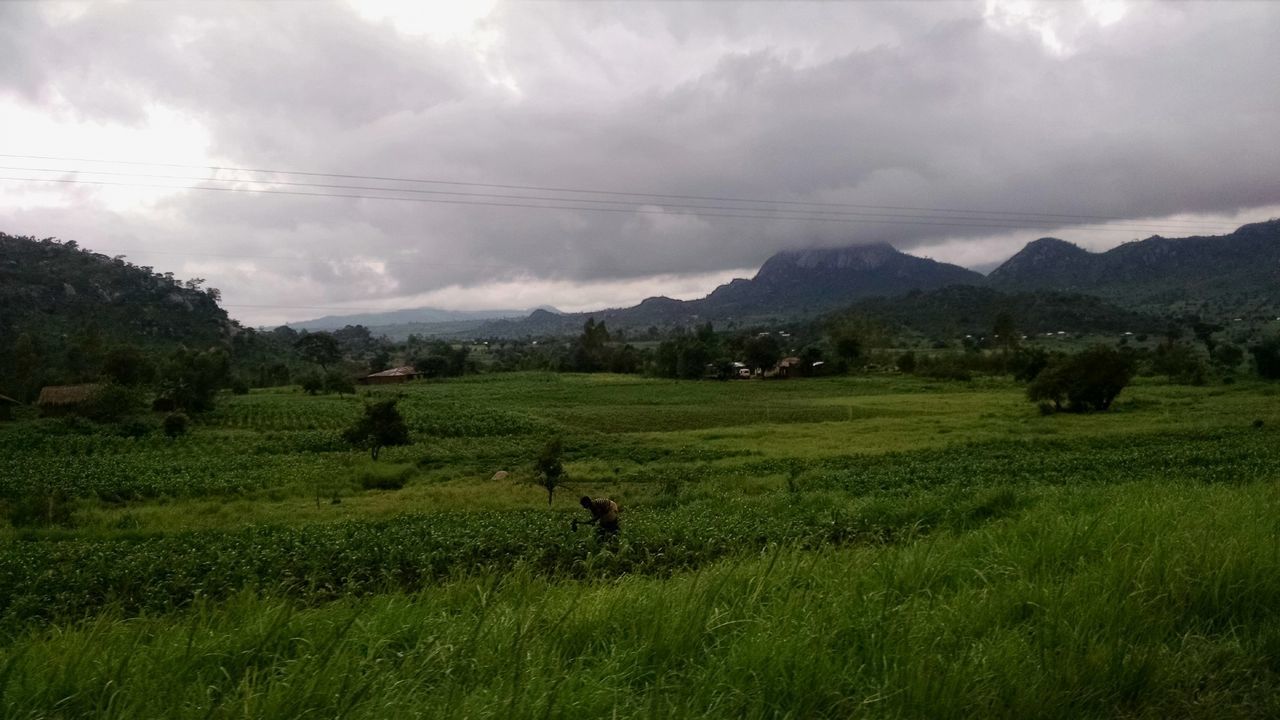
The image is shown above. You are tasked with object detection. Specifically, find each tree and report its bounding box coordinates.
[102,345,155,386]
[323,369,355,395]
[1151,342,1207,385]
[1211,343,1244,370]
[294,332,342,371]
[157,347,229,413]
[299,371,324,395]
[992,312,1019,352]
[342,399,410,460]
[743,334,782,372]
[1252,337,1280,380]
[1027,345,1134,413]
[534,437,565,506]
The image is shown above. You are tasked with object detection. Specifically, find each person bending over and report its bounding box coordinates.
[575,495,619,539]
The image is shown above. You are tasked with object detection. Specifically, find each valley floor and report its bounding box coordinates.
[1,373,1278,718]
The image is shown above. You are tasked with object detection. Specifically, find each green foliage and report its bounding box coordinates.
[1028,345,1135,412]
[101,345,155,386]
[1151,341,1208,385]
[83,383,145,423]
[3,488,76,529]
[299,371,324,395]
[1251,337,1280,379]
[157,347,229,413]
[162,412,189,440]
[895,350,916,373]
[0,234,228,395]
[742,334,782,371]
[534,437,565,505]
[354,462,415,490]
[323,369,355,395]
[342,399,410,460]
[294,332,342,370]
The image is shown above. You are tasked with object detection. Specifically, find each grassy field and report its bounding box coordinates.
[1,372,1278,717]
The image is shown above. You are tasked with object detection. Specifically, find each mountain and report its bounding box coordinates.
[470,243,988,338]
[987,220,1280,316]
[700,242,984,317]
[287,305,558,332]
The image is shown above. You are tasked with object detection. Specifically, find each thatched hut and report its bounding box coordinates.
[0,394,18,421]
[36,384,100,417]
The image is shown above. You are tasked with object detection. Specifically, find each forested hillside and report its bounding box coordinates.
[0,233,230,399]
[987,219,1280,317]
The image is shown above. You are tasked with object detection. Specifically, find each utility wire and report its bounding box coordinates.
[0,152,1234,231]
[0,164,1237,234]
[0,175,1236,236]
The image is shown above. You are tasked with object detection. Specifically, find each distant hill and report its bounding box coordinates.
[0,233,232,398]
[471,243,987,338]
[987,219,1280,316]
[0,233,230,351]
[287,305,559,332]
[701,242,984,317]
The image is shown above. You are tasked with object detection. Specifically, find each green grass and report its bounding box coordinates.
[4,480,1280,718]
[1,372,1279,717]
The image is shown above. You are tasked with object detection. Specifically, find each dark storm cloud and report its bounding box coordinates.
[2,0,1279,318]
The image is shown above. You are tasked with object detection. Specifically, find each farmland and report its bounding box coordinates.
[1,372,1279,718]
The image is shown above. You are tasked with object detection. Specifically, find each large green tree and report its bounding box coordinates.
[342,399,411,461]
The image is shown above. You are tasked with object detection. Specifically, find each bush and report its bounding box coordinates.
[1028,345,1134,413]
[355,463,415,490]
[1251,337,1280,380]
[4,489,76,528]
[1151,342,1208,385]
[299,372,324,395]
[342,399,410,460]
[162,412,189,440]
[117,418,152,438]
[323,370,355,395]
[230,378,250,395]
[896,351,917,373]
[84,383,144,423]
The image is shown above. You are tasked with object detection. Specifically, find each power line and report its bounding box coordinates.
[0,152,1234,231]
[0,164,1238,234]
[0,175,1237,236]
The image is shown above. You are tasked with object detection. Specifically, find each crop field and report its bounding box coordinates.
[1,372,1279,718]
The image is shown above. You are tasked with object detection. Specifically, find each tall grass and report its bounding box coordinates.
[4,479,1280,718]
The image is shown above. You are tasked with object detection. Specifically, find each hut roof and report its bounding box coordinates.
[36,384,101,406]
[365,366,420,379]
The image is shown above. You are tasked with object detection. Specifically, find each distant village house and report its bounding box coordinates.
[359,366,422,385]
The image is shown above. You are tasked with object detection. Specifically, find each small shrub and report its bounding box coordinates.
[1254,419,1265,430]
[85,384,144,423]
[163,412,189,440]
[230,378,250,395]
[117,418,152,438]
[356,463,415,490]
[4,489,76,528]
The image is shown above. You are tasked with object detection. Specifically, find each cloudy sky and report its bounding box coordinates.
[2,0,1279,326]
